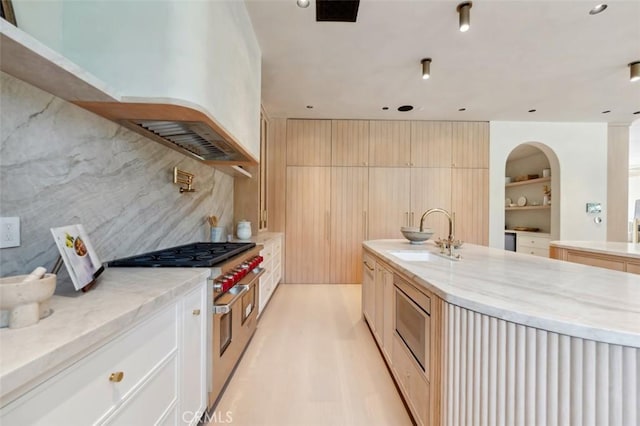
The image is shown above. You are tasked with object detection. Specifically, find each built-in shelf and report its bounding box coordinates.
[505,176,551,188]
[505,205,551,211]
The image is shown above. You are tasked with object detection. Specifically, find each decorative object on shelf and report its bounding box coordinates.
[173,167,195,193]
[50,224,104,291]
[542,168,551,178]
[505,177,512,184]
[512,226,540,232]
[505,198,512,207]
[237,220,252,240]
[543,185,551,206]
[515,174,539,182]
[517,195,527,207]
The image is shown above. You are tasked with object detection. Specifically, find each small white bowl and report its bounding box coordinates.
[401,227,434,244]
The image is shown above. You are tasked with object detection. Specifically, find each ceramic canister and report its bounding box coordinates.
[236,221,252,240]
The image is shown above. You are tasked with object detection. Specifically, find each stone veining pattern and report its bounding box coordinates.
[0,72,234,283]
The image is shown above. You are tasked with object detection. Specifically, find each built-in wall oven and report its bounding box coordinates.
[394,275,430,372]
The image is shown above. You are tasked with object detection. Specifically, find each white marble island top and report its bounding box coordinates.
[0,268,210,406]
[549,240,640,259]
[364,240,640,348]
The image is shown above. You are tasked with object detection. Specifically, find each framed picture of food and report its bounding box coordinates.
[51,224,104,291]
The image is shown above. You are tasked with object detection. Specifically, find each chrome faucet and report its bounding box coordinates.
[419,208,456,257]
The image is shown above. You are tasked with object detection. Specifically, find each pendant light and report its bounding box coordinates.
[297,0,310,8]
[630,61,640,82]
[457,2,473,32]
[421,58,432,80]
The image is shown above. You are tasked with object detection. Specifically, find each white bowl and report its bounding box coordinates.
[401,227,434,244]
[0,274,56,328]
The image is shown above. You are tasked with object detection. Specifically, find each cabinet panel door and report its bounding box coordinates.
[382,264,395,362]
[369,120,411,167]
[331,120,369,166]
[285,167,331,283]
[451,122,489,169]
[330,167,368,283]
[362,253,376,326]
[451,168,489,245]
[286,119,331,166]
[410,121,452,167]
[410,168,452,240]
[368,167,411,239]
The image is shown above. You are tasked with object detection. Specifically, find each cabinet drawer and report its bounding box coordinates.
[517,234,550,249]
[103,355,178,425]
[518,246,549,257]
[392,333,429,426]
[625,261,640,275]
[567,251,625,272]
[1,304,178,425]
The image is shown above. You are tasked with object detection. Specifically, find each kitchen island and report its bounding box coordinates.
[550,240,640,274]
[0,268,210,424]
[363,239,640,426]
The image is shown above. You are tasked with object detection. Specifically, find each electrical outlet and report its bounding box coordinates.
[0,217,21,248]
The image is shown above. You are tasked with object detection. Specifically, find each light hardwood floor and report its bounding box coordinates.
[210,284,412,426]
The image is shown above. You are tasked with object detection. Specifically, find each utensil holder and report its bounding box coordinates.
[210,227,225,242]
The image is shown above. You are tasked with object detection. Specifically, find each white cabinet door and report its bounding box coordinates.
[180,284,207,425]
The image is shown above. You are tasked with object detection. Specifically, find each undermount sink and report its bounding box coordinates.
[389,251,433,261]
[0,274,56,329]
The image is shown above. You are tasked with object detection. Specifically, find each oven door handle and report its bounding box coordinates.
[213,285,249,314]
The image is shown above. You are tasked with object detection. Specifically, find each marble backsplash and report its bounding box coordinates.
[0,72,234,285]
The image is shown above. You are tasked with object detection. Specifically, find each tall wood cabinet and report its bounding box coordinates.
[280,118,489,284]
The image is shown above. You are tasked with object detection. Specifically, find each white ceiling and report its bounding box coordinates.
[245,0,640,124]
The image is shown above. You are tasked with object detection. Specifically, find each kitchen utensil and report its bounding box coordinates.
[208,215,219,227]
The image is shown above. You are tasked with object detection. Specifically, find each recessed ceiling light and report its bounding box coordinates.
[297,0,310,8]
[458,108,466,112]
[602,110,611,114]
[382,107,389,110]
[630,61,640,82]
[589,4,607,15]
[306,105,313,109]
[398,105,414,112]
[528,109,537,113]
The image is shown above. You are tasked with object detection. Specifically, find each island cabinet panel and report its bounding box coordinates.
[369,120,412,167]
[331,120,370,166]
[362,253,376,326]
[285,167,331,283]
[286,119,332,166]
[550,246,640,275]
[441,302,639,426]
[451,121,490,169]
[330,167,368,283]
[451,168,489,245]
[368,167,411,239]
[410,121,453,167]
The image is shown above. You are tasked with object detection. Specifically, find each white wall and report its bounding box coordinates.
[490,122,608,248]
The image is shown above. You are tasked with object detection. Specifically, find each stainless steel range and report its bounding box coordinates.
[108,242,264,409]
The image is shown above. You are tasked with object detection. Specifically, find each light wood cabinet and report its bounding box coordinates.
[362,253,376,326]
[392,334,430,426]
[258,234,283,316]
[451,121,489,168]
[368,167,411,239]
[410,121,452,167]
[374,263,385,347]
[550,246,638,273]
[286,119,331,166]
[330,167,368,283]
[266,119,287,233]
[451,168,489,245]
[369,120,411,167]
[285,167,331,283]
[410,168,452,239]
[381,263,395,363]
[331,120,369,166]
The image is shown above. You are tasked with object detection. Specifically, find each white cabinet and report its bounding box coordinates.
[179,284,207,425]
[0,281,207,426]
[516,232,550,257]
[258,233,283,317]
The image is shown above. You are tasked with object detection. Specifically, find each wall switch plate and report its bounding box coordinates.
[0,217,21,248]
[586,203,602,214]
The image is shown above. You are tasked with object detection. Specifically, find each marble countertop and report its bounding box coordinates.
[0,268,210,406]
[364,240,640,348]
[549,240,640,259]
